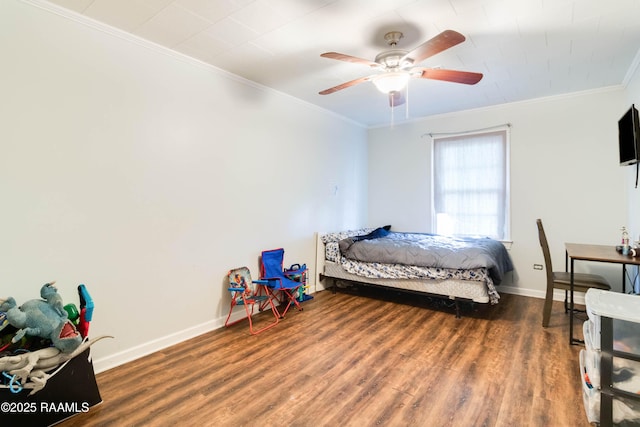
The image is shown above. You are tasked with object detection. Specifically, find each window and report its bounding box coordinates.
[432,128,510,240]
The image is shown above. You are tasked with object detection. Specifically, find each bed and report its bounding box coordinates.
[315,226,514,316]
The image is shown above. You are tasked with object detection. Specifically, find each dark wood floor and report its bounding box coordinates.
[60,286,590,427]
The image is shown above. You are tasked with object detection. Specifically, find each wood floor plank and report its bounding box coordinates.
[58,289,589,427]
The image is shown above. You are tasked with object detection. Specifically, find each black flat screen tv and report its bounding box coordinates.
[618,104,640,166]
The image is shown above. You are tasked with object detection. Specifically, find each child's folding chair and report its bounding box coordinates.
[260,248,305,318]
[225,266,279,335]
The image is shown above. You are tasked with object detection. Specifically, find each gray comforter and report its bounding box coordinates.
[339,231,513,285]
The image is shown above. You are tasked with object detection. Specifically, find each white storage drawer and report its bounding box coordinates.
[584,309,640,353]
[583,321,640,394]
[583,289,640,427]
[580,350,640,425]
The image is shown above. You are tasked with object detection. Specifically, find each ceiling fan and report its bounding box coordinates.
[319,30,483,107]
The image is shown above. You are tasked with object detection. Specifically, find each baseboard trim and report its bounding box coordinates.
[498,285,586,305]
[93,316,229,374]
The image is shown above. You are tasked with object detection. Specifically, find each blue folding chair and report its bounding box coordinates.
[260,248,306,318]
[225,266,279,335]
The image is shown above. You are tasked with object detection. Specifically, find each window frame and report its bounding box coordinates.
[430,126,511,242]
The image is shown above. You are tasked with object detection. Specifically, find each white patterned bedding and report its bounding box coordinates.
[323,262,492,304]
[319,228,507,304]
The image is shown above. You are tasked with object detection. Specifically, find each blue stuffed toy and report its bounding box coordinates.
[0,282,83,353]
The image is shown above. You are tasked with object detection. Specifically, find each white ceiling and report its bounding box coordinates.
[42,0,640,127]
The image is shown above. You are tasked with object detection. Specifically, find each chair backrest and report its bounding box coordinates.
[536,219,555,287]
[228,267,254,297]
[260,248,285,279]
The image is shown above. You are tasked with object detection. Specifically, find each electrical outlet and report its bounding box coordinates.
[533,264,543,270]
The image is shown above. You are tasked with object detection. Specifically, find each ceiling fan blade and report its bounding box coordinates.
[319,76,373,95]
[320,52,380,68]
[402,30,466,64]
[415,68,483,85]
[389,91,405,107]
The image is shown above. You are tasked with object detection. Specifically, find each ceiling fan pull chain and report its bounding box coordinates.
[390,99,395,128]
[405,83,410,120]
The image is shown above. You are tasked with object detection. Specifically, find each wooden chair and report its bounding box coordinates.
[536,219,611,327]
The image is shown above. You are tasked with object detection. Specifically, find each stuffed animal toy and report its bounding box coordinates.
[0,282,83,353]
[40,282,66,318]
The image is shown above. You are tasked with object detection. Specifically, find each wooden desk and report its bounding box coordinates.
[565,243,640,345]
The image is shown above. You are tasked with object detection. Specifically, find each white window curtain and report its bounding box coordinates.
[432,129,509,240]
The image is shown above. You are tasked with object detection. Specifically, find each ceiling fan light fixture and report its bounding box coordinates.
[372,72,410,94]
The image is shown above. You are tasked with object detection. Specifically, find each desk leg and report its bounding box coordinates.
[570,258,575,345]
[622,264,626,294]
[569,258,584,345]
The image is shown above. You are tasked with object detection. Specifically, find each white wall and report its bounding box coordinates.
[623,55,640,294]
[0,0,368,371]
[368,88,630,297]
[624,57,640,239]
